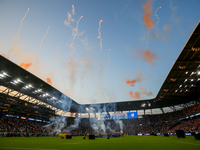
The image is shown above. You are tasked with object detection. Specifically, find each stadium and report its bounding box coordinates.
[0,1,200,150]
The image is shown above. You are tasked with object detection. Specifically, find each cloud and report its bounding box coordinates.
[142,0,154,30]
[134,49,157,65]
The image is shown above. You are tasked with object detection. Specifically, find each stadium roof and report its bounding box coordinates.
[84,21,200,112]
[0,57,79,112]
[0,21,200,114]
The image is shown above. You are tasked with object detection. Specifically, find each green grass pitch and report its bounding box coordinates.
[0,136,199,150]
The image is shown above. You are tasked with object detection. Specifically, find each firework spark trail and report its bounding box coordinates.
[69,16,83,57]
[64,12,75,27]
[105,49,111,72]
[72,5,75,15]
[39,26,50,52]
[97,20,103,51]
[154,6,161,33]
[54,46,59,62]
[14,8,29,41]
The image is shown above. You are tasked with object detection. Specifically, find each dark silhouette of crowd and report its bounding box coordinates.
[1,103,200,137]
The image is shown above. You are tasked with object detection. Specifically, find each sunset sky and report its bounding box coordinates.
[0,0,199,104]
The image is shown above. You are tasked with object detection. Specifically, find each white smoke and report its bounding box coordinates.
[43,94,72,134]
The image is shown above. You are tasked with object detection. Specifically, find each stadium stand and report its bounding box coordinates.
[0,22,200,137]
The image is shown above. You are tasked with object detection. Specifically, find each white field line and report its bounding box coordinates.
[178,141,200,146]
[0,147,57,150]
[60,143,79,144]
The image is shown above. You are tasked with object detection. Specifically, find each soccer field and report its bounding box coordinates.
[0,136,199,150]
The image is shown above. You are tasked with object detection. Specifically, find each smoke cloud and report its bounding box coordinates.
[46,77,52,85]
[135,49,157,65]
[140,87,153,96]
[1,54,9,59]
[129,91,141,99]
[142,0,154,30]
[126,77,141,87]
[19,61,32,70]
[44,94,73,134]
[150,24,172,41]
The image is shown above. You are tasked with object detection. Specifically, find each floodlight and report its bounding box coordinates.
[179,85,182,88]
[190,72,194,76]
[141,103,146,107]
[0,74,4,78]
[191,79,194,82]
[198,71,200,75]
[3,72,7,75]
[14,80,18,83]
[185,71,188,74]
